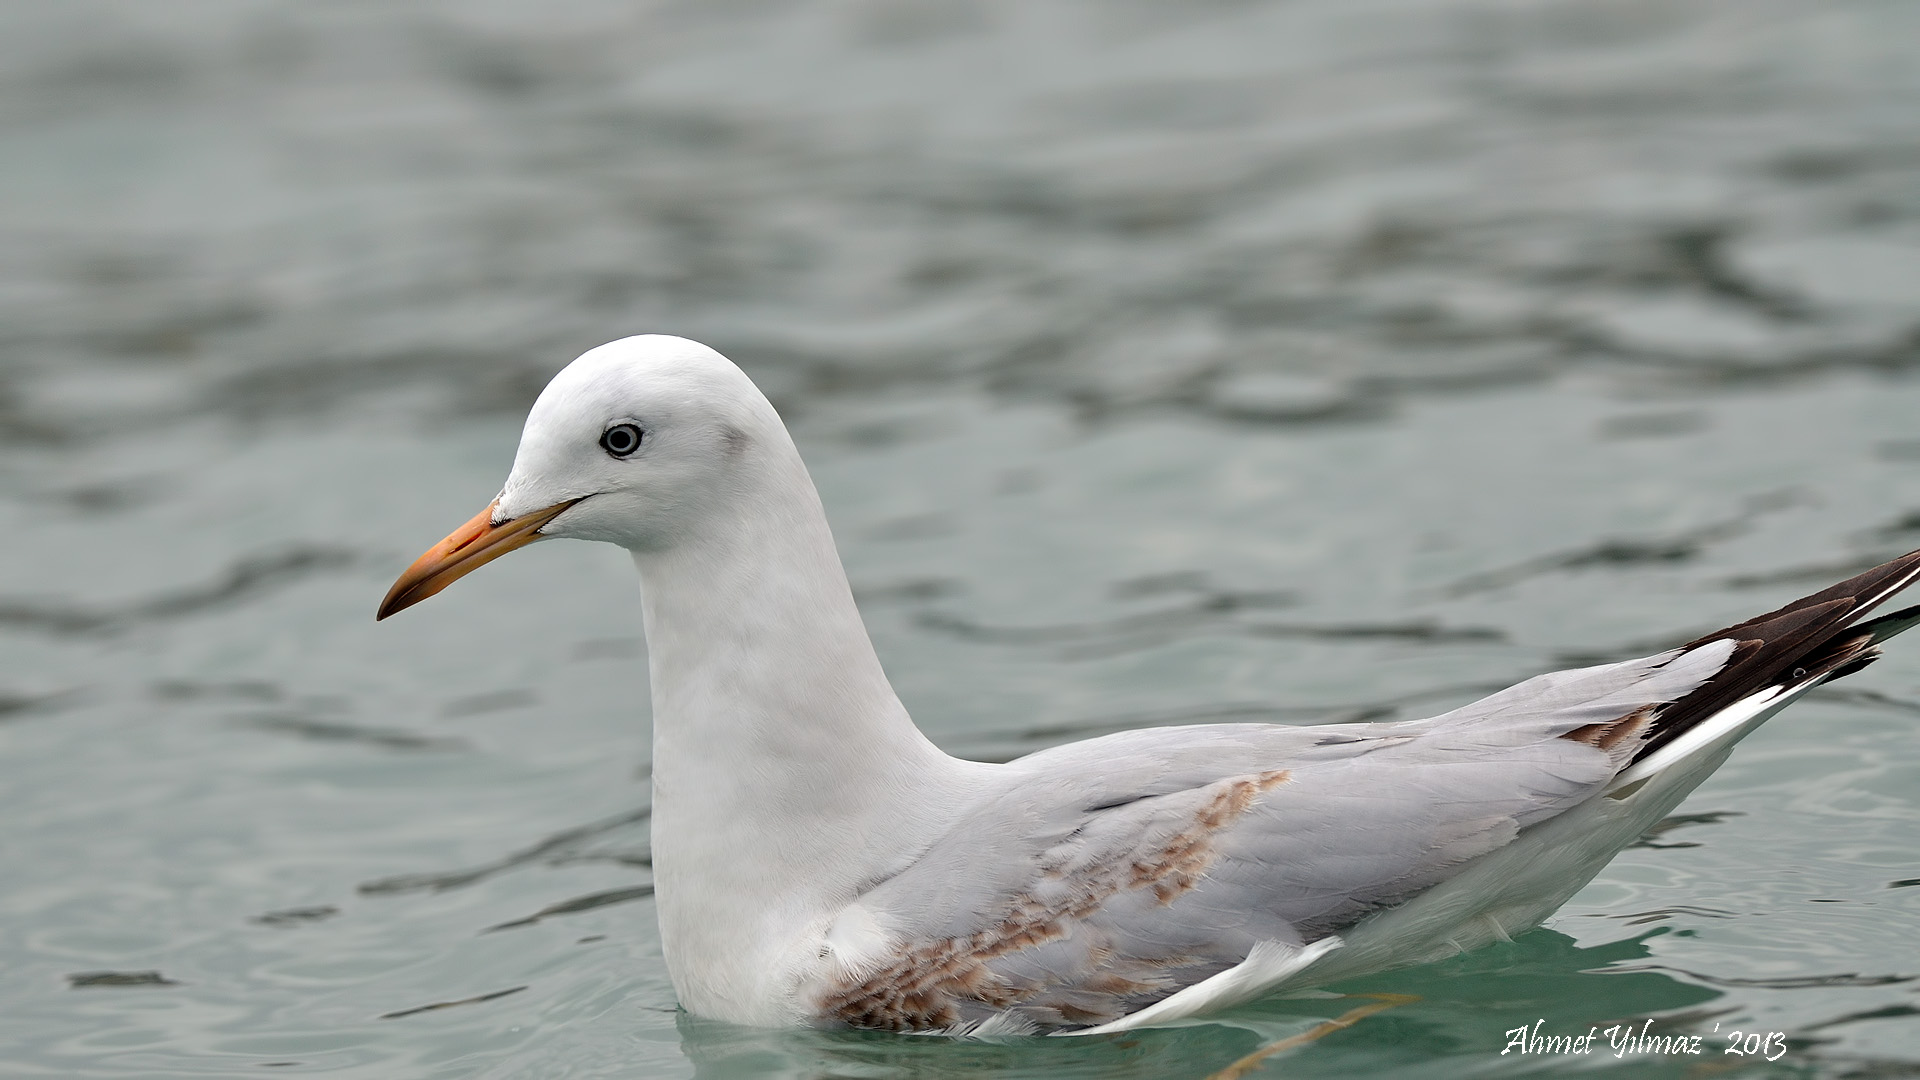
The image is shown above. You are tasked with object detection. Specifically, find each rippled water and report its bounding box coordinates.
[4,1,1919,1076]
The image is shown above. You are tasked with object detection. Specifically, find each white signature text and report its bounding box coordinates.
[1501,1019,1786,1061]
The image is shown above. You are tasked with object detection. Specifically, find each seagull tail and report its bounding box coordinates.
[1627,548,1920,766]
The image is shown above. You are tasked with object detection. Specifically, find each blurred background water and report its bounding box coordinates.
[3,1,1919,1077]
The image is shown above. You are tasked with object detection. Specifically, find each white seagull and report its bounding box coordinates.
[379,335,1920,1036]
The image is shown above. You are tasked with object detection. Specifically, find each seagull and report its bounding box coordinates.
[379,335,1920,1037]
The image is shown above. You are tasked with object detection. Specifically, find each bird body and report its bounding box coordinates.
[381,335,1920,1035]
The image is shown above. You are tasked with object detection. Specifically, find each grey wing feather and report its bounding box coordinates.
[822,643,1733,1032]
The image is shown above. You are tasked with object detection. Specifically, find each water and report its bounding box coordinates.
[3,1,1919,1076]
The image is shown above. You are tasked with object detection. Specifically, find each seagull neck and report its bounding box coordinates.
[628,449,985,1021]
[630,464,960,811]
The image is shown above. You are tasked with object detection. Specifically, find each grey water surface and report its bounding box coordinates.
[3,1,1919,1077]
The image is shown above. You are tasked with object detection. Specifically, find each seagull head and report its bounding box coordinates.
[377,335,781,619]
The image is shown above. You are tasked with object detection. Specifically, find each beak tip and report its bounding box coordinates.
[376,582,423,622]
[375,497,578,626]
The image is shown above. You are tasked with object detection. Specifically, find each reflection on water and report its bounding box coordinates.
[4,0,1920,1076]
[674,931,1722,1080]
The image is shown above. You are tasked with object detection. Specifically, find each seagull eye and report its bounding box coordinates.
[600,423,643,458]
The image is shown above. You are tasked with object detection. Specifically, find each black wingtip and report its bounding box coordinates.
[1683,549,1920,652]
[1632,548,1920,764]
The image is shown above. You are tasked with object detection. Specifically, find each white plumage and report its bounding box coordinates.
[380,335,1920,1035]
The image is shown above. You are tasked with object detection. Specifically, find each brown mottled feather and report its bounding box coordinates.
[1563,705,1655,755]
[817,769,1291,1031]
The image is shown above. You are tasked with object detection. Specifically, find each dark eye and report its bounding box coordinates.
[600,423,643,458]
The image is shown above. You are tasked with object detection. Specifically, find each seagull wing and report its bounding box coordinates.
[810,551,1920,1034]
[811,646,1727,1032]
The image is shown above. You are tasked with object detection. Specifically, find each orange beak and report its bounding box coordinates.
[377,498,583,620]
